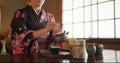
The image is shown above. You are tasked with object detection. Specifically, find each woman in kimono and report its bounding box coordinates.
[10,0,61,54]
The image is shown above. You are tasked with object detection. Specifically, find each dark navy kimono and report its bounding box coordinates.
[10,5,54,54]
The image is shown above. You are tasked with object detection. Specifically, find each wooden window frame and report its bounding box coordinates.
[59,0,120,49]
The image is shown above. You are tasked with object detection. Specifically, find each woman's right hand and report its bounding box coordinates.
[32,21,56,39]
[45,21,56,32]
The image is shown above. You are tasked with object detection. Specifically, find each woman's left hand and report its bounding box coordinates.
[52,22,62,36]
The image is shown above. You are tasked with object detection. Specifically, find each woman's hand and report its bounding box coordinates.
[32,21,56,39]
[45,20,62,35]
[52,22,62,36]
[45,21,57,32]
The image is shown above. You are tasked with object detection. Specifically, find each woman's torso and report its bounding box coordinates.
[11,5,53,54]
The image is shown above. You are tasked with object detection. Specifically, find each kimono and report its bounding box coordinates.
[10,5,55,54]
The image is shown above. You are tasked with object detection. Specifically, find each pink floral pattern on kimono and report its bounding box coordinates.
[11,30,39,54]
[10,6,57,54]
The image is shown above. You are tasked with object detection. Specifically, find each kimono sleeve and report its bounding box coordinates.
[10,10,34,42]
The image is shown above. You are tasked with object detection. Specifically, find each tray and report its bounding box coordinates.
[39,49,71,58]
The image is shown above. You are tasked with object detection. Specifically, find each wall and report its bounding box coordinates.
[0,0,25,36]
[43,0,61,23]
[0,0,61,37]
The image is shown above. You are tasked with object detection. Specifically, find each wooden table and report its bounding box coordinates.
[0,49,120,63]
